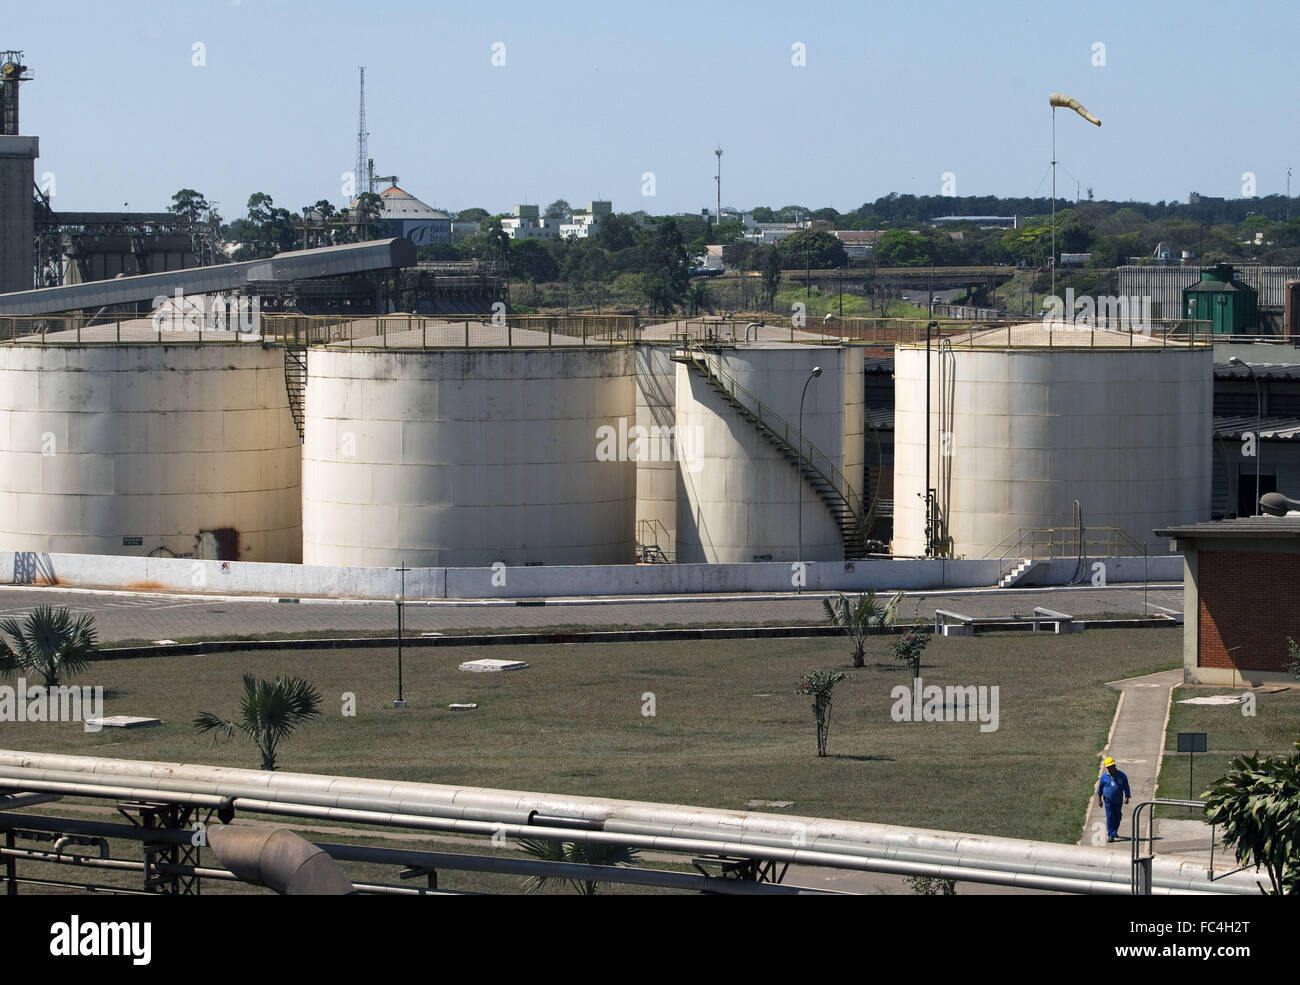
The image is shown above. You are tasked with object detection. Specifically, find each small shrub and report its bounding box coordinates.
[796,670,850,757]
[892,630,930,679]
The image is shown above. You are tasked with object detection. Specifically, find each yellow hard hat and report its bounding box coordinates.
[1103,757,1116,767]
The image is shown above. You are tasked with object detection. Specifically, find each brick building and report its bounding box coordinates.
[1155,517,1300,685]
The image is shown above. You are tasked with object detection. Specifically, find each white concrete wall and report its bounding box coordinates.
[634,345,678,556]
[676,345,859,563]
[894,346,1212,558]
[302,347,637,566]
[0,549,1182,600]
[0,343,301,562]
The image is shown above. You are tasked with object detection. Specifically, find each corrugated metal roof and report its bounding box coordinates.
[1213,362,1300,381]
[1214,414,1300,440]
[380,186,450,221]
[0,238,418,315]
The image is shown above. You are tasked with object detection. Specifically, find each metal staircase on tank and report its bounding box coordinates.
[671,339,871,560]
[283,344,307,441]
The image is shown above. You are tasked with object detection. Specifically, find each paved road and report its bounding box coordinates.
[0,584,1182,644]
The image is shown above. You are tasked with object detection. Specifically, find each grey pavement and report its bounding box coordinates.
[1080,668,1181,850]
[1079,669,1230,872]
[0,583,1182,644]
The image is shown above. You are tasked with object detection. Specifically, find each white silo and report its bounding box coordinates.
[0,340,302,561]
[674,343,865,563]
[893,324,1212,559]
[302,346,636,567]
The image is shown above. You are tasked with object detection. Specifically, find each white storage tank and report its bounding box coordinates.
[302,346,636,567]
[674,343,864,563]
[893,325,1212,558]
[0,342,302,561]
[634,344,679,559]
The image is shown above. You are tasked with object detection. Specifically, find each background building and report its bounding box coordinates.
[559,200,612,239]
[501,204,560,240]
[1157,517,1300,684]
[378,185,452,246]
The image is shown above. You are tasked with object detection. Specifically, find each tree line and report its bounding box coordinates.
[169,187,1300,317]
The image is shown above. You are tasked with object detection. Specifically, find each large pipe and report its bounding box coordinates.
[206,826,356,896]
[0,750,1260,895]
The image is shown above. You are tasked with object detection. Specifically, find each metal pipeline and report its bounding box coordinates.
[206,826,357,896]
[0,770,1239,893]
[227,797,1194,895]
[0,750,1260,895]
[53,835,109,859]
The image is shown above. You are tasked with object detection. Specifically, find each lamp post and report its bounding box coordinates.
[1229,357,1262,515]
[394,565,409,708]
[797,366,822,575]
[924,320,936,557]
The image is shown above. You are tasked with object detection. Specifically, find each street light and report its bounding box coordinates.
[1228,357,1262,515]
[797,366,822,576]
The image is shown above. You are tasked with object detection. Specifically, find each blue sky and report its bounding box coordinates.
[8,0,1298,219]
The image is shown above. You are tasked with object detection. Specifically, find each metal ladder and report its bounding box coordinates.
[283,345,307,442]
[672,340,869,559]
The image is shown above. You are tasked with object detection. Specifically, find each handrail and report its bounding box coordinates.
[637,518,671,548]
[0,312,638,349]
[1130,799,1220,895]
[678,338,868,541]
[984,526,1148,560]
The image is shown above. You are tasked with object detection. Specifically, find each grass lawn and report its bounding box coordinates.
[1155,684,1300,810]
[6,629,1177,849]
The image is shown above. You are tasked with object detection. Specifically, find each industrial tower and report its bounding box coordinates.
[0,51,37,293]
[354,67,369,204]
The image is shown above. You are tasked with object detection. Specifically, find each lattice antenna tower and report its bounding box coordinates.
[354,67,369,203]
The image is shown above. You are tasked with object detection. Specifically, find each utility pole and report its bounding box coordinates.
[1051,106,1057,300]
[714,146,723,227]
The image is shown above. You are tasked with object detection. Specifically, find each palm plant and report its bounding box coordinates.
[517,838,641,895]
[822,591,901,668]
[194,674,322,772]
[0,605,97,687]
[1202,741,1300,895]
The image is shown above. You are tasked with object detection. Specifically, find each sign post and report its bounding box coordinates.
[1177,732,1208,801]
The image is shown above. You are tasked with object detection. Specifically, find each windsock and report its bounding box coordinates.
[1049,92,1101,126]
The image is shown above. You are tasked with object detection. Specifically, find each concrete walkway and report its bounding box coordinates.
[1079,668,1231,870]
[1080,668,1180,849]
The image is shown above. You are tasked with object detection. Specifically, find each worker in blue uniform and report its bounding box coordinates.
[1097,756,1131,843]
